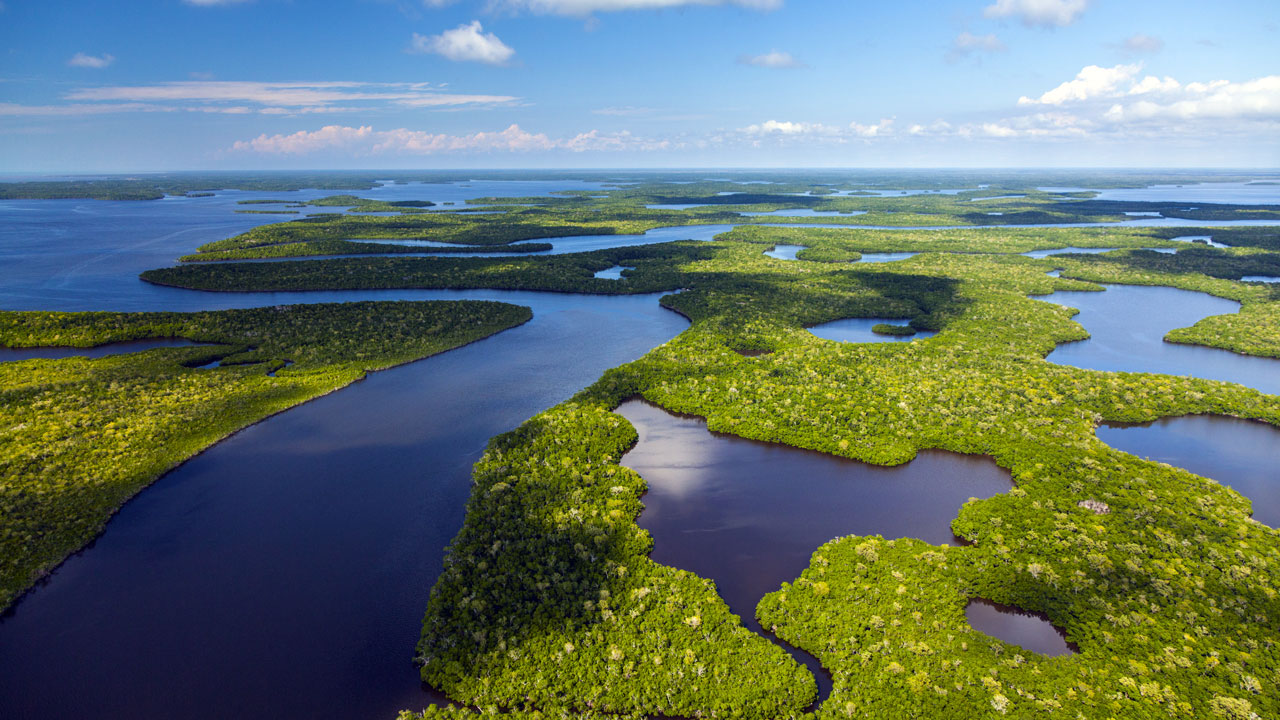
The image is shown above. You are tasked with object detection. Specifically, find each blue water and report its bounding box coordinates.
[1098,416,1280,527]
[0,338,213,362]
[0,183,692,720]
[764,244,808,260]
[1036,285,1280,396]
[808,318,937,344]
[2,177,1277,720]
[741,209,868,217]
[594,264,634,279]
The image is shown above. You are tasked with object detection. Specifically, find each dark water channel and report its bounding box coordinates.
[614,399,1013,704]
[1098,415,1280,527]
[0,262,690,720]
[0,337,213,362]
[1036,284,1280,396]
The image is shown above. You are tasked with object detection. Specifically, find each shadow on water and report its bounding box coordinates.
[1097,415,1280,527]
[615,398,1013,709]
[964,599,1078,657]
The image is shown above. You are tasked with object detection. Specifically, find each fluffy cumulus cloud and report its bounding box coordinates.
[735,64,1279,148]
[983,0,1089,28]
[410,22,515,65]
[737,50,804,68]
[1018,64,1280,123]
[1018,64,1141,105]
[492,0,781,16]
[232,123,671,155]
[1106,76,1280,124]
[67,52,115,69]
[995,64,1280,137]
[0,81,517,117]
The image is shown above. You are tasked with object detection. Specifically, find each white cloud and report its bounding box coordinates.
[739,118,894,142]
[849,117,894,137]
[50,80,515,114]
[492,0,781,16]
[1016,65,1280,129]
[946,32,1005,62]
[1128,75,1180,95]
[1105,75,1280,124]
[742,120,840,135]
[0,102,158,116]
[67,53,115,69]
[983,0,1089,28]
[1121,33,1163,53]
[410,21,515,65]
[232,123,672,155]
[1018,63,1141,105]
[737,50,804,69]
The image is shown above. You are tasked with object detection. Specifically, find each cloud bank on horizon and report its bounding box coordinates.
[1,0,1276,170]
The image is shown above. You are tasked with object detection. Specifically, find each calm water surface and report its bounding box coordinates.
[616,399,1012,706]
[617,398,1011,628]
[764,244,807,260]
[594,265,634,280]
[1098,416,1280,527]
[0,337,212,362]
[1037,285,1280,396]
[965,599,1077,657]
[809,318,937,344]
[0,291,689,720]
[0,184,691,720]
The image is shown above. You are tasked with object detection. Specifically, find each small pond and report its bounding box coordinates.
[858,251,917,263]
[964,599,1077,657]
[764,244,808,261]
[594,265,634,280]
[1097,415,1280,527]
[808,318,937,344]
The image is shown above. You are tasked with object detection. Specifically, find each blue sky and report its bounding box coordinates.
[1,0,1277,170]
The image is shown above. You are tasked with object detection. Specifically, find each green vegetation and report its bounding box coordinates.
[0,300,531,611]
[9,173,1280,717]
[400,228,1279,718]
[871,323,916,336]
